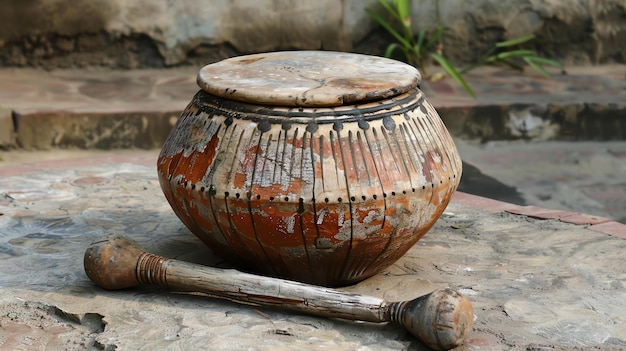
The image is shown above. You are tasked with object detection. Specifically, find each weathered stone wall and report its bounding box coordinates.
[412,0,626,65]
[0,0,378,68]
[0,0,624,69]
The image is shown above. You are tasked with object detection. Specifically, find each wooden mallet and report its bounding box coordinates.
[84,234,473,350]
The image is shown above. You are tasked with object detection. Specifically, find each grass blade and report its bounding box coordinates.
[384,43,402,58]
[488,49,535,61]
[416,28,426,50]
[524,57,553,77]
[431,53,476,99]
[495,34,536,48]
[397,0,412,28]
[377,0,402,22]
[366,8,413,48]
[495,58,525,72]
[425,26,444,49]
[524,56,562,67]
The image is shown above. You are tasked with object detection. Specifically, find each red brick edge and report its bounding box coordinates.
[452,192,626,239]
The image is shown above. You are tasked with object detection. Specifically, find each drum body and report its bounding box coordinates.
[157,51,462,286]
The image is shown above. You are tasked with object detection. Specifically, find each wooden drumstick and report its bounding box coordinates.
[84,234,473,350]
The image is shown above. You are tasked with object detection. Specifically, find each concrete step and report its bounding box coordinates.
[1,64,625,149]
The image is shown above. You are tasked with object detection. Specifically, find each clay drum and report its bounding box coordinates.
[157,51,462,286]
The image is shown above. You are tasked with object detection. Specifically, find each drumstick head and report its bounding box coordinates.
[84,234,145,290]
[391,288,474,350]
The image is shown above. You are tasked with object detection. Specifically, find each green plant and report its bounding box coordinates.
[366,0,562,98]
[365,0,473,96]
[460,34,562,77]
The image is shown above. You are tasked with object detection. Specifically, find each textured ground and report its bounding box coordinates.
[0,154,625,350]
[1,63,626,349]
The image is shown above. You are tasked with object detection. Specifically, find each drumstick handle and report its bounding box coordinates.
[137,251,387,322]
[85,234,473,350]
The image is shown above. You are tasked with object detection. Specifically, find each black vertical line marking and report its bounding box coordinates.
[311,132,324,246]
[329,130,342,189]
[207,121,240,249]
[380,126,404,177]
[405,114,429,188]
[402,118,426,177]
[348,128,366,278]
[348,130,360,183]
[424,107,450,170]
[402,114,432,223]
[361,125,410,275]
[260,133,273,188]
[318,134,326,192]
[335,129,355,281]
[228,124,247,187]
[200,120,223,183]
[208,193,236,251]
[273,129,283,183]
[246,129,276,274]
[223,192,247,256]
[397,122,418,190]
[424,102,460,175]
[419,103,454,175]
[298,130,313,276]
[413,105,449,186]
[281,127,290,182]
[388,123,414,191]
[292,128,308,197]
[359,127,392,275]
[181,197,208,237]
[216,124,246,252]
[356,130,374,187]
[407,113,430,182]
[369,128,387,230]
[410,111,437,213]
[404,118,425,218]
[288,127,300,183]
[219,124,251,252]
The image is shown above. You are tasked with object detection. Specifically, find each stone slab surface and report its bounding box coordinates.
[1,64,626,150]
[2,64,624,115]
[1,153,625,350]
[456,139,626,224]
[0,67,198,115]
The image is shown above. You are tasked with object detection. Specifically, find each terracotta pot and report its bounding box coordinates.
[157,51,462,287]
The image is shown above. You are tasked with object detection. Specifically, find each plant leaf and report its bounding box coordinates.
[397,0,412,28]
[431,53,476,99]
[524,56,562,67]
[416,28,427,50]
[495,58,525,72]
[524,56,552,77]
[377,0,400,21]
[495,34,536,48]
[488,49,535,61]
[366,8,413,49]
[384,43,402,58]
[377,0,405,26]
[425,26,444,49]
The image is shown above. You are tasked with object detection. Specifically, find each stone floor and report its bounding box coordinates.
[456,139,626,224]
[0,153,625,350]
[1,64,626,149]
[1,62,626,350]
